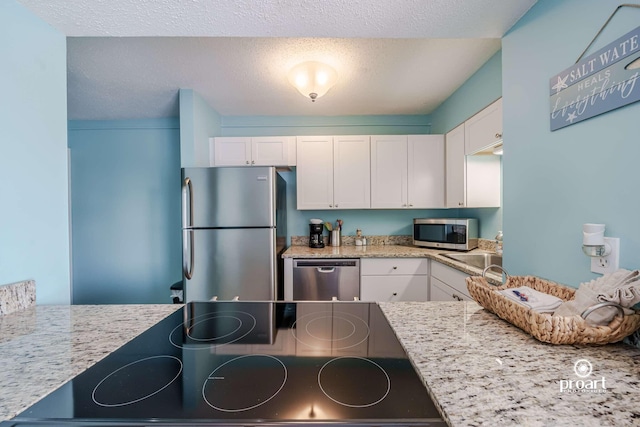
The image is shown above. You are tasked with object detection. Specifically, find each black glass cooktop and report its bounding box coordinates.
[4,302,444,426]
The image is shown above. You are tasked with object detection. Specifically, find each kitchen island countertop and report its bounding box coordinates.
[2,302,639,426]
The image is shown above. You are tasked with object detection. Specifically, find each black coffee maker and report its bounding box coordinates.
[309,223,325,248]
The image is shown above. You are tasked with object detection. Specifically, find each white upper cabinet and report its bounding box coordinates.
[296,136,334,210]
[333,136,371,209]
[408,135,445,209]
[296,136,370,210]
[371,135,444,208]
[371,135,408,208]
[446,123,501,208]
[445,124,466,208]
[464,98,503,155]
[211,136,295,166]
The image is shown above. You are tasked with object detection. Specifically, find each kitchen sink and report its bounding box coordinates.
[440,252,502,270]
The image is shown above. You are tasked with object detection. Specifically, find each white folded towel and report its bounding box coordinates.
[499,286,563,313]
[553,269,640,326]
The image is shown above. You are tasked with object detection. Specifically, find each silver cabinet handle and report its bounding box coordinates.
[182,178,194,280]
[251,160,255,164]
[495,133,502,139]
[232,296,240,301]
[318,267,336,273]
[246,160,250,164]
[335,204,338,207]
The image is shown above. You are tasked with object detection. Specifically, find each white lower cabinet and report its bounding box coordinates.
[360,258,428,302]
[429,260,472,301]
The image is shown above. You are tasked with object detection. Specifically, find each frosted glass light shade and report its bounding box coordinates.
[287,61,338,102]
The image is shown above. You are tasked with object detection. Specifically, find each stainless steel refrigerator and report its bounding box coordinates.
[181,167,286,302]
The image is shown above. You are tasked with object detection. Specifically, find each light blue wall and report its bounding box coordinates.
[179,89,221,166]
[220,115,432,136]
[68,119,182,304]
[429,50,504,240]
[0,0,70,304]
[502,0,640,286]
[430,51,503,134]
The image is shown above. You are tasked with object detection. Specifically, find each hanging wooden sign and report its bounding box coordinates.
[550,25,640,131]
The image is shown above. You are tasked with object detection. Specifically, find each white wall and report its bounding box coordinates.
[0,1,70,304]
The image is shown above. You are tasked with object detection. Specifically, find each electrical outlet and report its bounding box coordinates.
[591,237,620,274]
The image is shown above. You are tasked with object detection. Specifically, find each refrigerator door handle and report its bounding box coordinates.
[182,177,194,279]
[182,177,193,229]
[183,229,194,279]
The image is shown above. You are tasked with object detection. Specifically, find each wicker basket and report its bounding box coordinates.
[466,275,640,345]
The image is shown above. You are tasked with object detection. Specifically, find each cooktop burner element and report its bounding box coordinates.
[5,302,445,426]
[169,309,258,349]
[202,354,287,412]
[291,305,370,352]
[318,356,390,407]
[92,355,183,408]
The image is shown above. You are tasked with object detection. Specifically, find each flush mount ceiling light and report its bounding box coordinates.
[287,61,338,102]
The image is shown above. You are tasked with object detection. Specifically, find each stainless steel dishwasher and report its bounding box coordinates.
[292,259,360,300]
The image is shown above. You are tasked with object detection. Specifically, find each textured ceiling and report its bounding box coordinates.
[17,0,538,120]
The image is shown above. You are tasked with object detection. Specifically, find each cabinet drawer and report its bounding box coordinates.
[361,276,428,302]
[430,277,472,301]
[431,260,470,298]
[361,258,428,276]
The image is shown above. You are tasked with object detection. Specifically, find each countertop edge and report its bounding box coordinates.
[282,245,504,285]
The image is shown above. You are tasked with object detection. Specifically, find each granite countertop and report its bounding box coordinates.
[283,244,504,284]
[2,302,639,426]
[381,302,640,427]
[0,304,181,421]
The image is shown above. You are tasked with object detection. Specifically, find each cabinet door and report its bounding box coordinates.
[333,136,371,209]
[408,135,445,208]
[431,260,472,300]
[466,155,501,207]
[213,137,251,166]
[370,135,408,208]
[361,276,428,302]
[251,136,293,166]
[465,98,503,155]
[445,124,466,208]
[296,136,334,210]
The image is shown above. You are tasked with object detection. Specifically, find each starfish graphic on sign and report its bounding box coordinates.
[552,74,569,93]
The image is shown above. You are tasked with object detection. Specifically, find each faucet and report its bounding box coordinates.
[495,231,503,254]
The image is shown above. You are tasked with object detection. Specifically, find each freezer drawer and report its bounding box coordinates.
[183,228,276,301]
[292,259,360,301]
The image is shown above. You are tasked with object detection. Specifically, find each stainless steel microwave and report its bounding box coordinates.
[413,218,478,251]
